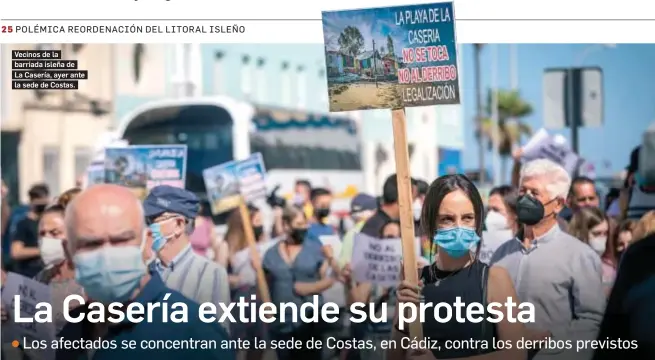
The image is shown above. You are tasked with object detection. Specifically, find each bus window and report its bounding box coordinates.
[122,104,234,197]
[249,110,361,171]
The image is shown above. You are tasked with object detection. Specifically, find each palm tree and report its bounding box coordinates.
[473,44,485,183]
[480,89,533,183]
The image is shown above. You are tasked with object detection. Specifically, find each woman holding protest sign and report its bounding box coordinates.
[389,174,527,360]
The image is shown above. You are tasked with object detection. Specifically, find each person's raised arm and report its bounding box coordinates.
[511,148,523,187]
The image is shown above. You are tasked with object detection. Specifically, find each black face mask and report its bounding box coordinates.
[32,204,47,215]
[252,226,264,240]
[516,195,547,226]
[314,207,330,219]
[289,228,308,244]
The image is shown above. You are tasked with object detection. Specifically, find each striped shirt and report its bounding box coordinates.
[150,244,231,332]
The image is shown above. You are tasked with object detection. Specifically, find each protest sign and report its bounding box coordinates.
[351,233,403,287]
[203,153,267,215]
[104,145,187,200]
[204,153,271,303]
[321,2,460,339]
[322,2,458,112]
[236,153,268,203]
[1,272,56,360]
[82,160,105,188]
[521,128,582,176]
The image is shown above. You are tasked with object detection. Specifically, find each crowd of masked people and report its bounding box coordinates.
[2,137,655,360]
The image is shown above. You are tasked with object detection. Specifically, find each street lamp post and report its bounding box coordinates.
[568,44,615,153]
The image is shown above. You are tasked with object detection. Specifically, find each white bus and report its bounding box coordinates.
[113,96,364,218]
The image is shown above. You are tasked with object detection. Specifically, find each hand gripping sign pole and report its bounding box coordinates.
[391,108,423,340]
[238,198,272,304]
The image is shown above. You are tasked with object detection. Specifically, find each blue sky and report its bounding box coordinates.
[322,3,456,67]
[460,44,655,177]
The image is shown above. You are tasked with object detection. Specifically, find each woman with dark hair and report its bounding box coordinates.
[224,204,268,360]
[262,206,340,360]
[568,207,616,294]
[389,174,526,360]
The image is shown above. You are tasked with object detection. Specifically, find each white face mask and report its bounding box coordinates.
[39,237,66,269]
[413,200,423,221]
[589,236,607,255]
[485,210,509,231]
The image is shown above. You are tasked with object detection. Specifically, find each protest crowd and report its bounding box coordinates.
[2,122,655,360]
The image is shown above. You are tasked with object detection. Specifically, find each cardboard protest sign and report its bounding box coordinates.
[322,2,459,112]
[351,233,403,287]
[521,129,582,176]
[104,145,188,200]
[83,160,105,188]
[203,153,267,215]
[1,272,56,360]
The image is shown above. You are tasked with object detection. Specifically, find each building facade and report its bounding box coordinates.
[1,44,115,204]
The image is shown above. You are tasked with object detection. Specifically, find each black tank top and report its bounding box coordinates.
[420,260,498,359]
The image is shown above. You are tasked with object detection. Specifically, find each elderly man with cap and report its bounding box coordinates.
[143,185,231,332]
[57,184,234,360]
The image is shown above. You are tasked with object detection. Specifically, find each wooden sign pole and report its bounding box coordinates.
[391,108,424,340]
[238,199,272,304]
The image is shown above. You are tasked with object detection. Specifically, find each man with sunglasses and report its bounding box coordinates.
[143,185,231,332]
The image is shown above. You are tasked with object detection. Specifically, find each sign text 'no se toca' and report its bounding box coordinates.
[321,1,461,340]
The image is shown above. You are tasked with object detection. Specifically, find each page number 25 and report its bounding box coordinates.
[1,26,13,33]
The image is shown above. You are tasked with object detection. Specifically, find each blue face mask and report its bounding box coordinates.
[74,245,146,303]
[149,223,168,252]
[149,218,178,253]
[433,227,480,258]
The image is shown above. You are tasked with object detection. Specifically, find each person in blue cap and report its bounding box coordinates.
[142,185,231,332]
[56,184,234,360]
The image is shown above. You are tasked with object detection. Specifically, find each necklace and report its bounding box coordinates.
[431,259,464,286]
[433,271,456,287]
